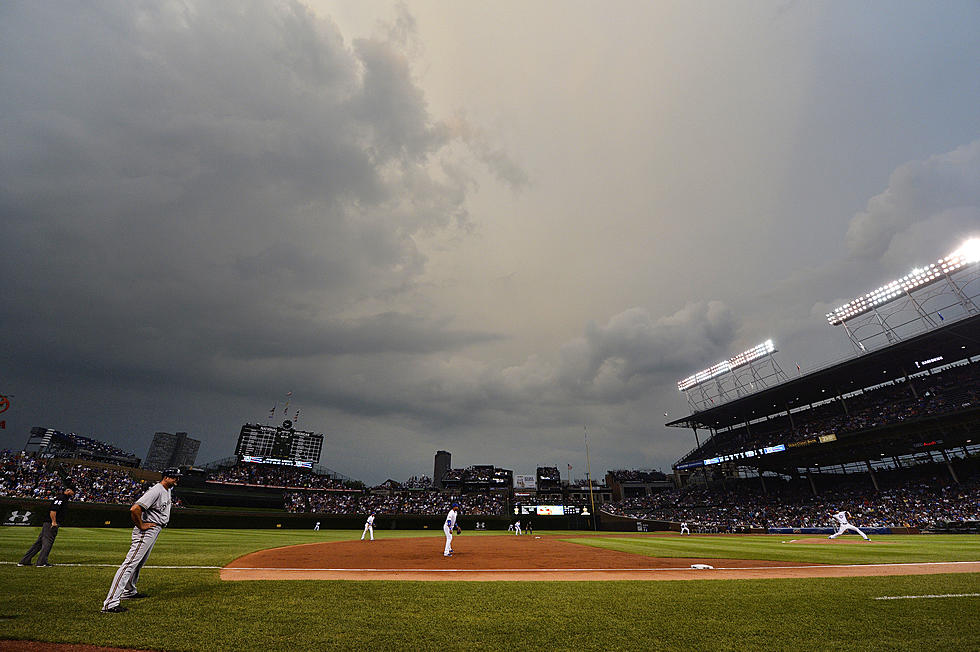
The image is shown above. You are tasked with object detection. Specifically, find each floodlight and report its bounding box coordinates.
[677,339,775,391]
[827,239,980,325]
[953,238,980,263]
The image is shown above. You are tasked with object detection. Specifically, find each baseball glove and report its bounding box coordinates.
[454,525,462,535]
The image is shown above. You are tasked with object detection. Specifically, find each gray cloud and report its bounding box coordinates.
[845,139,980,262]
[0,1,501,393]
[2,2,978,483]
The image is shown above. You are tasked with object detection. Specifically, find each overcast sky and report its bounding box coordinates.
[2,1,979,484]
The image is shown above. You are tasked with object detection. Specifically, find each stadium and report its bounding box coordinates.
[2,241,979,651]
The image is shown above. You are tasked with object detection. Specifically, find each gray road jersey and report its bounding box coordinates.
[136,483,173,526]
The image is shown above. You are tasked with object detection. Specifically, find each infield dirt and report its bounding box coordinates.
[221,534,980,581]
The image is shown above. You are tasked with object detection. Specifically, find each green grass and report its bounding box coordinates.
[1,528,978,651]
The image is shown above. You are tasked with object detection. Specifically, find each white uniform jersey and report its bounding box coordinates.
[136,483,173,526]
[833,511,850,525]
[445,509,458,530]
[366,515,375,526]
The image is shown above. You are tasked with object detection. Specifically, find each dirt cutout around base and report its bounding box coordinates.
[221,534,980,581]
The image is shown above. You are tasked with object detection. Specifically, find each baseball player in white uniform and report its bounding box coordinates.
[314,521,320,531]
[444,503,460,556]
[828,510,870,540]
[514,520,522,535]
[102,468,180,613]
[361,512,375,541]
[680,522,690,535]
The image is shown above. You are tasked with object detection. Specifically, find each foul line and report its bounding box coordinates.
[875,593,980,600]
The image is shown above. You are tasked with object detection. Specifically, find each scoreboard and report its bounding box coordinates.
[235,420,323,467]
[515,504,590,516]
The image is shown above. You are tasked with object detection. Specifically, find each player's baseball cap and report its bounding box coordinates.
[162,467,183,478]
[452,502,459,508]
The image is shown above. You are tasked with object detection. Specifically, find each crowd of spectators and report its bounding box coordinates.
[285,489,508,516]
[604,462,980,530]
[0,450,152,504]
[403,475,432,489]
[682,362,980,464]
[608,469,669,482]
[207,463,346,490]
[1,451,64,500]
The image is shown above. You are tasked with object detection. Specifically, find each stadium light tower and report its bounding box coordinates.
[826,237,980,352]
[676,340,787,411]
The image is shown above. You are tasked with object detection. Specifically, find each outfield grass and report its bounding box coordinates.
[1,528,978,651]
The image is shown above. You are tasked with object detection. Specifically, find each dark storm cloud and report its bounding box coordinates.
[554,301,740,403]
[0,1,496,398]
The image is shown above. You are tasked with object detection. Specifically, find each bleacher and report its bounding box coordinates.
[26,427,141,467]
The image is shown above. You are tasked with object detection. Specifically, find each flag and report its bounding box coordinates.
[268,402,277,419]
[294,409,301,423]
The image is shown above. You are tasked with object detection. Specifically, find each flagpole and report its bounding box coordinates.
[585,426,597,531]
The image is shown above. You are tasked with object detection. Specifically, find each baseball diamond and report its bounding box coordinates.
[219,533,980,581]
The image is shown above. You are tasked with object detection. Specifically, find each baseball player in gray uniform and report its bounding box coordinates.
[361,512,375,541]
[101,468,181,613]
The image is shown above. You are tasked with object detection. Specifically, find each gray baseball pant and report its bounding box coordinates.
[20,522,58,565]
[103,525,162,610]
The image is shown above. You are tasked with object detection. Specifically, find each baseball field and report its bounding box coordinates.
[1,527,978,651]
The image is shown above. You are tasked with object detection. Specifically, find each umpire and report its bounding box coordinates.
[18,486,75,567]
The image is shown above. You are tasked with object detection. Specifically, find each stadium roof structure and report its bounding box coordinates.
[667,312,980,471]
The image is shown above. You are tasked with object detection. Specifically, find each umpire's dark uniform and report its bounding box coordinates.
[19,488,74,567]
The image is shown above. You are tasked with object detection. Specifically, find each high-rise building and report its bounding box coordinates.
[433,450,451,488]
[143,431,200,471]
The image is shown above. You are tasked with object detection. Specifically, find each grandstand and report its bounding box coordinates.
[25,426,141,467]
[439,464,513,491]
[667,239,980,495]
[606,469,673,500]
